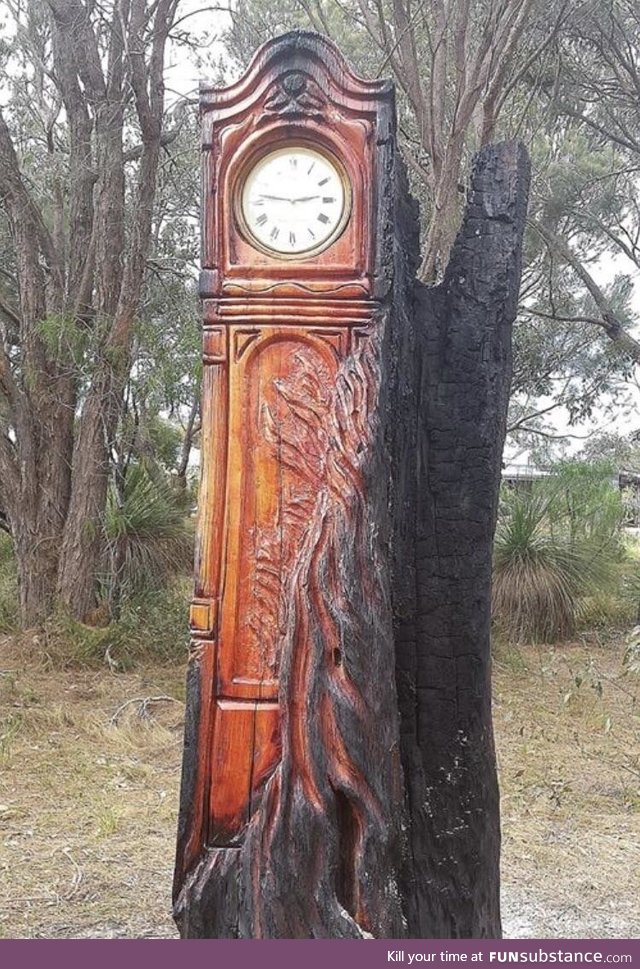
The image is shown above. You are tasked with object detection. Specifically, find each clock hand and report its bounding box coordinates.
[258,193,294,202]
[291,195,321,203]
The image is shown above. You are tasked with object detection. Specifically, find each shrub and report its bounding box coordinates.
[102,463,193,610]
[545,460,625,552]
[493,470,623,643]
[40,580,190,669]
[0,532,18,634]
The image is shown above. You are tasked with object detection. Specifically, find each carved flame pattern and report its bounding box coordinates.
[239,327,403,937]
[176,321,404,940]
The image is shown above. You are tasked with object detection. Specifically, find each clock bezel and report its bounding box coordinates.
[234,142,353,260]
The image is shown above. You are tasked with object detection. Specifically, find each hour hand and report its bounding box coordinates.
[258,194,293,202]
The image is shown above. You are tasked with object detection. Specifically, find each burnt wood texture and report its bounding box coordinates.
[173,31,530,939]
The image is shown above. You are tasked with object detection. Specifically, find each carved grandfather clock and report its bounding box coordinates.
[174,28,530,943]
[173,30,407,939]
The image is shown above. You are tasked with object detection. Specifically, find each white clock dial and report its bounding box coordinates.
[239,146,349,257]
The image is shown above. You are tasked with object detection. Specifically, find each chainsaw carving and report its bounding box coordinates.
[174,29,530,941]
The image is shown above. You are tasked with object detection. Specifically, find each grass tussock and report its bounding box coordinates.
[493,493,619,643]
[493,464,627,644]
[102,465,194,605]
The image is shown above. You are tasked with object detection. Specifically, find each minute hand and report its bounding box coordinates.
[291,195,320,203]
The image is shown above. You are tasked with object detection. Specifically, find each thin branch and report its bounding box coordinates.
[530,219,640,365]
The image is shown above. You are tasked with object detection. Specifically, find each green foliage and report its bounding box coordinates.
[102,463,193,605]
[36,314,89,368]
[145,417,184,472]
[544,461,625,548]
[41,581,190,669]
[581,431,640,470]
[0,461,194,645]
[493,464,625,643]
[0,531,18,634]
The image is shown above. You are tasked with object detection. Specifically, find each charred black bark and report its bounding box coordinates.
[393,142,531,938]
[174,32,530,939]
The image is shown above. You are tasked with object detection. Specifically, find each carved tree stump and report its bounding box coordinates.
[173,31,530,940]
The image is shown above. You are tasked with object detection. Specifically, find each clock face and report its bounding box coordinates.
[239,146,349,257]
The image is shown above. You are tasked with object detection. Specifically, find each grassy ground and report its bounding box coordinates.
[0,633,638,938]
[495,634,640,939]
[0,639,184,938]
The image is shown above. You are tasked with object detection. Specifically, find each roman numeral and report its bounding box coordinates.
[290,157,298,167]
[256,214,267,226]
[308,228,316,239]
[318,213,330,224]
[318,177,330,186]
[307,162,315,174]
[289,231,296,246]
[270,227,280,240]
[322,197,335,204]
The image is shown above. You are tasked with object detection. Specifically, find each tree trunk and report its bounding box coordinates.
[395,141,531,937]
[12,520,59,626]
[172,27,530,939]
[0,1,177,627]
[56,371,119,618]
[174,66,530,932]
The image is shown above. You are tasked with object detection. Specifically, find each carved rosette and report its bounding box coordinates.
[264,71,327,115]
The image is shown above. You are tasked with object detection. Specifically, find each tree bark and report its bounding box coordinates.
[52,0,175,619]
[395,141,531,937]
[174,69,530,932]
[0,0,179,626]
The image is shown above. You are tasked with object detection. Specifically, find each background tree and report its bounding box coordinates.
[225,0,640,451]
[2,0,640,614]
[0,0,199,626]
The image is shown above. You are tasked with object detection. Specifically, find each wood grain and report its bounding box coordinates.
[173,33,403,931]
[174,29,530,941]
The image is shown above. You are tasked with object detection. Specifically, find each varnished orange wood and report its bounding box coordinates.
[217,327,343,702]
[177,32,393,865]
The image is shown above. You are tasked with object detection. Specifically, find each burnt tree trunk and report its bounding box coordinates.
[173,30,529,941]
[394,142,531,938]
[174,129,529,939]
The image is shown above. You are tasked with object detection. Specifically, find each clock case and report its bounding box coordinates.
[175,31,396,894]
[200,31,394,306]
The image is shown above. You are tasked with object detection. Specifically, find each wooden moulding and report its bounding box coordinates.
[173,30,400,920]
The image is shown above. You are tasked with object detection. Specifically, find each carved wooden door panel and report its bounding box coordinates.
[209,326,348,844]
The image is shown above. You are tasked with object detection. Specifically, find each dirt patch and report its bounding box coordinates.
[495,636,640,939]
[1,635,638,938]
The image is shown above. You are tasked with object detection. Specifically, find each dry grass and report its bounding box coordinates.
[0,637,184,938]
[1,633,638,938]
[495,634,640,939]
